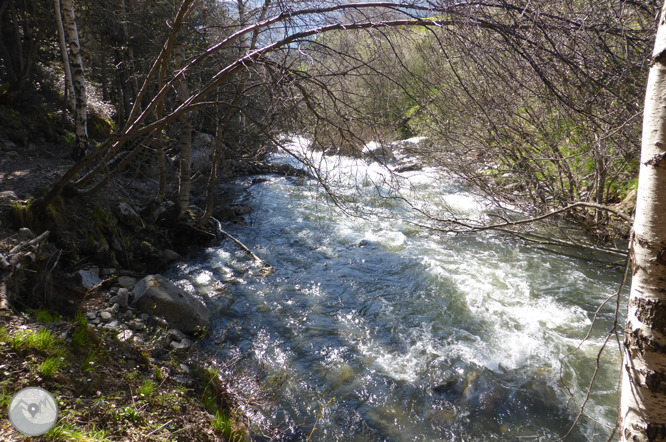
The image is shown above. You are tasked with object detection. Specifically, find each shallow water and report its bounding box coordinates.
[173,139,627,441]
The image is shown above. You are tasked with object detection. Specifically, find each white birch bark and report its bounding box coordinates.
[54,0,75,111]
[175,37,192,217]
[621,4,666,441]
[61,0,88,160]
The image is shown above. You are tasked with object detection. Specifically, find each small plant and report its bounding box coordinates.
[80,351,98,373]
[30,309,61,323]
[5,327,58,351]
[138,380,156,397]
[46,422,109,441]
[116,406,143,425]
[154,366,164,382]
[210,411,244,441]
[38,350,67,378]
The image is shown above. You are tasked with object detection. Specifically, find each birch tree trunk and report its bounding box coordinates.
[175,36,192,218]
[621,4,666,440]
[61,0,87,160]
[54,0,75,110]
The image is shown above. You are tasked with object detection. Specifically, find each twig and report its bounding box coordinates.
[144,419,173,439]
[210,217,272,269]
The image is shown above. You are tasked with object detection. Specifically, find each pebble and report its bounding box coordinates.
[117,330,133,342]
[179,364,190,374]
[86,312,97,321]
[169,338,193,351]
[99,311,113,322]
[109,287,120,295]
[106,320,120,329]
[133,335,144,344]
[91,319,101,325]
[139,313,150,321]
[110,303,120,313]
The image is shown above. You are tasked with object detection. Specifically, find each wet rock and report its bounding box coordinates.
[395,162,422,173]
[213,206,237,222]
[163,249,183,263]
[118,276,137,288]
[117,202,145,231]
[363,141,395,163]
[252,177,269,185]
[131,275,210,333]
[78,270,102,289]
[358,240,375,248]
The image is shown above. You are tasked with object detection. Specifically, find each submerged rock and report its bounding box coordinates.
[131,275,210,333]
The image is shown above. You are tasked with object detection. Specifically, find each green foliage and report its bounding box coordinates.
[138,380,156,397]
[1,327,58,351]
[46,422,109,441]
[38,350,67,378]
[115,406,143,425]
[80,351,99,373]
[210,411,244,441]
[30,309,62,323]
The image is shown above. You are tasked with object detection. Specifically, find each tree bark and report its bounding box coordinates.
[621,4,666,440]
[61,0,87,160]
[175,35,192,218]
[54,0,75,110]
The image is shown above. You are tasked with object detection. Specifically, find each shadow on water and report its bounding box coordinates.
[170,174,625,442]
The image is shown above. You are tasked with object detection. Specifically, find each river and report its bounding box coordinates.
[171,137,628,441]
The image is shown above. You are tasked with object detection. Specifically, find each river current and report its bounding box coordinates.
[171,138,627,441]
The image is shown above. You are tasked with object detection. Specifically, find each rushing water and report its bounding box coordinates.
[173,138,628,441]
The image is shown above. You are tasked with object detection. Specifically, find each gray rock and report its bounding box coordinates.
[106,320,120,329]
[131,275,210,333]
[129,320,146,331]
[109,287,120,295]
[110,303,121,313]
[174,375,191,384]
[179,364,190,374]
[99,311,113,322]
[167,329,188,342]
[139,313,150,321]
[86,312,97,321]
[133,335,144,344]
[117,330,134,342]
[117,202,145,231]
[100,268,116,277]
[151,348,170,359]
[91,319,101,325]
[78,270,102,289]
[0,190,18,200]
[28,143,37,151]
[19,228,35,239]
[169,338,194,351]
[118,276,137,288]
[109,288,129,307]
[163,249,183,263]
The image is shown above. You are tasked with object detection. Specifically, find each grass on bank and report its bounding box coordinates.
[0,312,253,442]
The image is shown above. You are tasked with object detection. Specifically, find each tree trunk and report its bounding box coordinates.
[620,4,666,440]
[61,0,87,160]
[175,36,192,218]
[54,0,75,110]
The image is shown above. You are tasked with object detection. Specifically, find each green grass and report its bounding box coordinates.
[46,422,109,441]
[1,326,58,351]
[38,350,67,378]
[80,351,99,373]
[30,309,62,323]
[211,411,244,441]
[138,380,156,397]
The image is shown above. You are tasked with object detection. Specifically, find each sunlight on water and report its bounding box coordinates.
[171,138,627,441]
